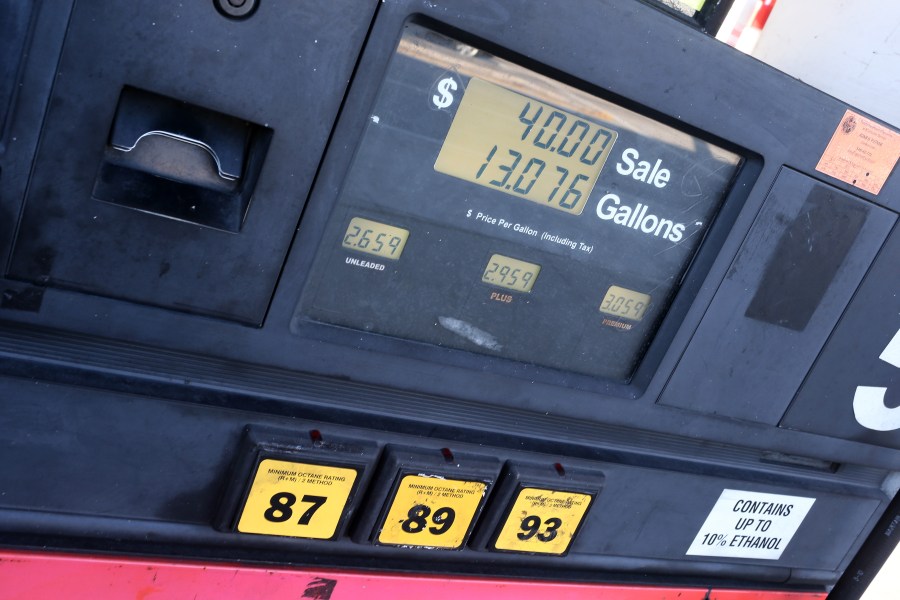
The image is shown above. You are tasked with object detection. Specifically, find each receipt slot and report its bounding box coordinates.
[94,87,273,233]
[0,0,899,598]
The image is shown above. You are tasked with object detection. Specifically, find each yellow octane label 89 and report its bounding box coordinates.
[377,474,487,549]
[238,459,357,540]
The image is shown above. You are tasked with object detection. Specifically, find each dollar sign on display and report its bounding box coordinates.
[432,77,457,109]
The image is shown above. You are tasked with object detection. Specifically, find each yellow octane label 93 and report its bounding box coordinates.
[494,487,593,555]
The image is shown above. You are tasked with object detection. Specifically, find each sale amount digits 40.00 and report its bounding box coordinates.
[435,78,618,215]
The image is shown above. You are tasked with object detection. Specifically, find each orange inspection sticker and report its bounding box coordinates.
[493,487,593,555]
[816,109,900,195]
[377,475,487,549]
[237,459,358,540]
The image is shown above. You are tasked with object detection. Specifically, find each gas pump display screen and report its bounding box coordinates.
[297,24,742,381]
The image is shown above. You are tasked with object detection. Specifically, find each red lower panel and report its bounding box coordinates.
[0,551,826,600]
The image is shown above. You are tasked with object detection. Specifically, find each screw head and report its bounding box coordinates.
[215,0,257,19]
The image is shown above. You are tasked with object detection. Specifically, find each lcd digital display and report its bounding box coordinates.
[342,217,409,260]
[599,286,651,321]
[435,78,617,215]
[296,24,742,381]
[482,254,541,293]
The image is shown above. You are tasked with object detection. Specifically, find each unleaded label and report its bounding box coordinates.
[686,489,815,560]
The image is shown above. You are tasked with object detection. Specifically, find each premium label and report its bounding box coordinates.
[493,487,593,555]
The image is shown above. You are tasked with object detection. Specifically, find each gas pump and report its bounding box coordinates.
[1,1,898,598]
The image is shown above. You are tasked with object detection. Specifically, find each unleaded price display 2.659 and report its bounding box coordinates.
[377,474,488,549]
[238,459,358,540]
[493,487,593,555]
[342,217,409,260]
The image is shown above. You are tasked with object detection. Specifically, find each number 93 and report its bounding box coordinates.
[517,515,562,542]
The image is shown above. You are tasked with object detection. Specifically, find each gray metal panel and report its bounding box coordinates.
[574,466,881,571]
[0,0,35,145]
[660,168,896,422]
[7,0,376,323]
[0,375,884,576]
[782,227,900,448]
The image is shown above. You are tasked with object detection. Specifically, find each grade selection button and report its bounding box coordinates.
[472,461,603,556]
[238,459,358,539]
[361,446,501,549]
[377,475,488,548]
[493,487,593,555]
[216,428,379,541]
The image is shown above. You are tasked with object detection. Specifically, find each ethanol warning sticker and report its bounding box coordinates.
[377,474,487,549]
[493,487,593,555]
[686,489,815,560]
[238,459,357,540]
